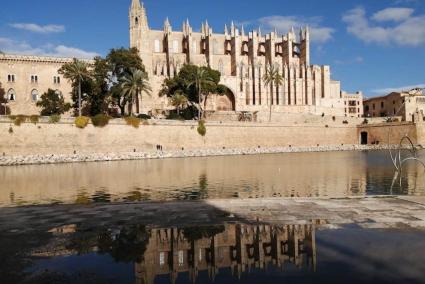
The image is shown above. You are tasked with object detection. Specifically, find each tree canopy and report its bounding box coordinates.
[0,82,10,115]
[58,48,148,117]
[36,89,71,116]
[160,64,227,118]
[119,67,151,115]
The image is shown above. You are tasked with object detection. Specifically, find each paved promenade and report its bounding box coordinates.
[1,196,425,233]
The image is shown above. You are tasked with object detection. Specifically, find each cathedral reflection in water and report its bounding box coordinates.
[135,222,319,284]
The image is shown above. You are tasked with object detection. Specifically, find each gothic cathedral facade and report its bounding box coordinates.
[129,0,357,118]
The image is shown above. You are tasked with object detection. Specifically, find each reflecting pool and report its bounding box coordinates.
[2,221,425,284]
[1,150,424,207]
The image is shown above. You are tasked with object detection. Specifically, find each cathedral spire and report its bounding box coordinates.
[130,0,141,10]
[205,20,210,35]
[305,25,310,41]
[129,0,149,30]
[224,24,229,36]
[258,26,262,37]
[231,21,235,36]
[241,25,245,37]
[164,17,172,33]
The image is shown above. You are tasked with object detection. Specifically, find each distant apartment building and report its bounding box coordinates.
[363,89,425,122]
[342,91,363,118]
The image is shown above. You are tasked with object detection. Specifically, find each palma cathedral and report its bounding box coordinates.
[129,0,363,119]
[0,0,363,118]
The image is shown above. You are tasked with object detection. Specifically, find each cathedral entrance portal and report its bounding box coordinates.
[216,89,235,111]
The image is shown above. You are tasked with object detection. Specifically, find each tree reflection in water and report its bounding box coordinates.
[18,221,318,283]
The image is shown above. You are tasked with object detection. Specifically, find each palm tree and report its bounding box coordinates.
[59,59,91,117]
[188,68,215,120]
[170,92,188,116]
[119,68,151,116]
[263,64,284,122]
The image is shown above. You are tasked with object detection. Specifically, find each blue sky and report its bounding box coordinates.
[0,0,424,97]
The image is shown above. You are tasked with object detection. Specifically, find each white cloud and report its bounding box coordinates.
[0,37,98,59]
[334,56,364,65]
[371,83,425,94]
[393,0,418,4]
[10,23,65,34]
[372,8,414,22]
[52,45,99,59]
[342,7,425,47]
[239,15,334,43]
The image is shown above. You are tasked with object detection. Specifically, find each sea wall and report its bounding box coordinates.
[357,122,418,145]
[0,120,358,156]
[1,119,421,161]
[416,123,425,146]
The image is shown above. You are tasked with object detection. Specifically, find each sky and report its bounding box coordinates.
[0,0,424,98]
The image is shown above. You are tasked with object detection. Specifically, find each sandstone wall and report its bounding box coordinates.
[0,121,358,156]
[416,123,425,145]
[357,123,417,145]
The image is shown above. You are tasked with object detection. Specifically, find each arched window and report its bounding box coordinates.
[173,40,179,53]
[31,89,39,102]
[7,89,16,101]
[31,75,38,83]
[154,39,160,53]
[135,17,139,25]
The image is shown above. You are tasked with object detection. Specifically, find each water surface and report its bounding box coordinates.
[2,222,425,284]
[1,150,424,207]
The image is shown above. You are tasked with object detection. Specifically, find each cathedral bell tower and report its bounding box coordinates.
[129,0,149,53]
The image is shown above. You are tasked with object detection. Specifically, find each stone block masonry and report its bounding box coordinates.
[1,121,358,156]
[0,120,422,165]
[358,122,419,145]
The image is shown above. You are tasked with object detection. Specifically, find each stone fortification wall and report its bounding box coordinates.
[0,120,358,156]
[416,123,425,145]
[357,122,417,145]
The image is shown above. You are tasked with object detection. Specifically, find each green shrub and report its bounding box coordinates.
[49,115,61,124]
[14,115,27,126]
[8,115,16,121]
[91,114,110,127]
[137,114,151,120]
[75,116,90,129]
[36,89,71,116]
[197,120,206,136]
[29,115,39,124]
[124,116,141,128]
[362,118,369,125]
[166,112,185,121]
